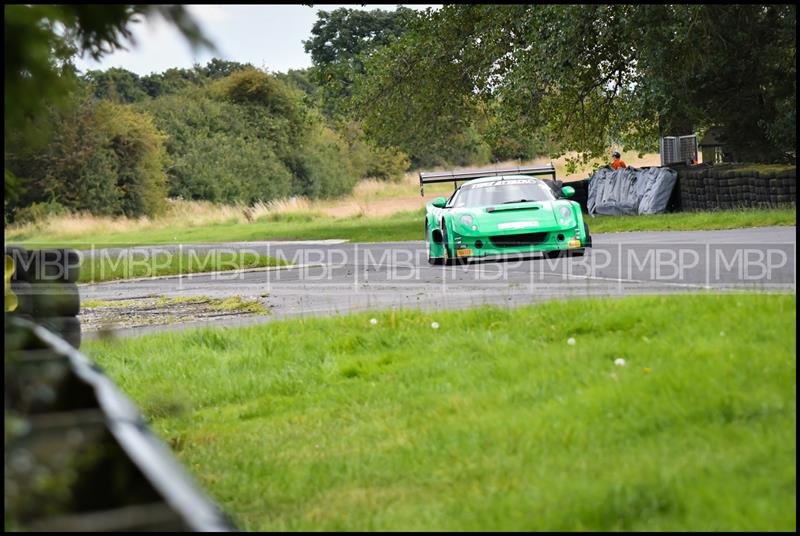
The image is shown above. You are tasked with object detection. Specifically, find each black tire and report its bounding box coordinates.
[9,280,33,315]
[583,222,593,248]
[16,248,81,283]
[425,220,444,265]
[30,282,81,317]
[5,246,29,282]
[36,316,82,349]
[440,219,469,266]
[441,219,456,266]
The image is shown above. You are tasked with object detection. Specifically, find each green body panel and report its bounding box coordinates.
[425,175,589,260]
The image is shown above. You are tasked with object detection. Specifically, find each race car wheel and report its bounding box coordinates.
[426,220,444,265]
[584,222,593,248]
[544,250,566,260]
[441,220,460,266]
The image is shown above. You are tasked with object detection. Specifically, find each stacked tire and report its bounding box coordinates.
[675,164,795,212]
[766,169,796,207]
[568,178,591,213]
[5,247,82,349]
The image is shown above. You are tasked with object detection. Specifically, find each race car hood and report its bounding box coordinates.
[451,200,576,235]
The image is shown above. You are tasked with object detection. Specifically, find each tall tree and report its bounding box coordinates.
[304,6,414,117]
[84,67,149,103]
[354,4,796,166]
[4,5,212,200]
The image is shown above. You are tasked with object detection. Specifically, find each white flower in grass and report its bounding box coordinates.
[370,318,378,325]
[614,358,626,367]
[431,321,440,329]
[567,337,576,346]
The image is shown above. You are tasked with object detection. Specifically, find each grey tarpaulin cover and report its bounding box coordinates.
[587,166,678,215]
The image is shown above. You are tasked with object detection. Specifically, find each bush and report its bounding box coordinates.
[11,200,67,225]
[143,73,360,202]
[339,120,410,181]
[291,123,356,198]
[5,98,168,219]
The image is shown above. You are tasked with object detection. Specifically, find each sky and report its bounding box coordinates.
[72,4,440,76]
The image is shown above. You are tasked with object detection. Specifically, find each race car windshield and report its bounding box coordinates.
[449,179,556,208]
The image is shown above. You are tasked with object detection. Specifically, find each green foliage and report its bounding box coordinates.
[194,58,253,80]
[337,120,409,181]
[291,122,357,197]
[6,97,168,218]
[137,69,361,204]
[354,5,796,166]
[83,67,149,103]
[304,7,415,117]
[139,91,294,203]
[4,5,212,198]
[275,68,322,108]
[11,199,67,225]
[211,68,309,143]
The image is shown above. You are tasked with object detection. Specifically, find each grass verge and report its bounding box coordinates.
[83,293,796,531]
[587,207,796,233]
[8,207,797,249]
[78,251,286,284]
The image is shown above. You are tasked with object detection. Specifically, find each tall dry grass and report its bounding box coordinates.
[4,197,321,241]
[6,151,661,241]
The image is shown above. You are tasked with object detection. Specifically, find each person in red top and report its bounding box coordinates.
[610,151,627,170]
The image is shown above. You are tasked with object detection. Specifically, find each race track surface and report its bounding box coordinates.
[80,227,796,338]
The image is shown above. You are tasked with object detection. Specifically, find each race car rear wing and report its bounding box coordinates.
[418,163,556,196]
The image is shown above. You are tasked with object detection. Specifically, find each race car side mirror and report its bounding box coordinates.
[561,186,575,198]
[431,197,447,208]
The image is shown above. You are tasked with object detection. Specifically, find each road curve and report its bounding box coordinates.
[80,226,796,338]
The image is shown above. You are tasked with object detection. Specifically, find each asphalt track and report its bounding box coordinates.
[79,226,796,338]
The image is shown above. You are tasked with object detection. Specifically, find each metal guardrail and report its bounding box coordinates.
[419,164,556,196]
[5,315,237,531]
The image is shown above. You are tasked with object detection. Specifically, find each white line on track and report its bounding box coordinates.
[78,263,328,286]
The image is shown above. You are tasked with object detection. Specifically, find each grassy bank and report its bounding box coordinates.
[587,207,796,233]
[7,207,797,250]
[78,251,286,283]
[84,293,796,531]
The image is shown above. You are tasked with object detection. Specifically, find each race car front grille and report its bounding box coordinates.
[489,232,549,247]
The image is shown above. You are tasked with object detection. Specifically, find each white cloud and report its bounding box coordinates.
[72,5,441,76]
[187,5,233,24]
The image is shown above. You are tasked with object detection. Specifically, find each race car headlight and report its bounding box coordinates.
[460,214,474,226]
[559,206,571,218]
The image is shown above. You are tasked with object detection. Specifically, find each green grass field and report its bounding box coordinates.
[78,251,286,283]
[8,207,796,249]
[83,293,796,531]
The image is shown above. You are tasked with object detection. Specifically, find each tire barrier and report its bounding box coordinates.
[574,163,795,213]
[671,164,795,212]
[5,315,236,531]
[566,178,591,213]
[5,247,82,349]
[9,247,81,283]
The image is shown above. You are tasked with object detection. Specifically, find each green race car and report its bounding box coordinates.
[421,165,592,265]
